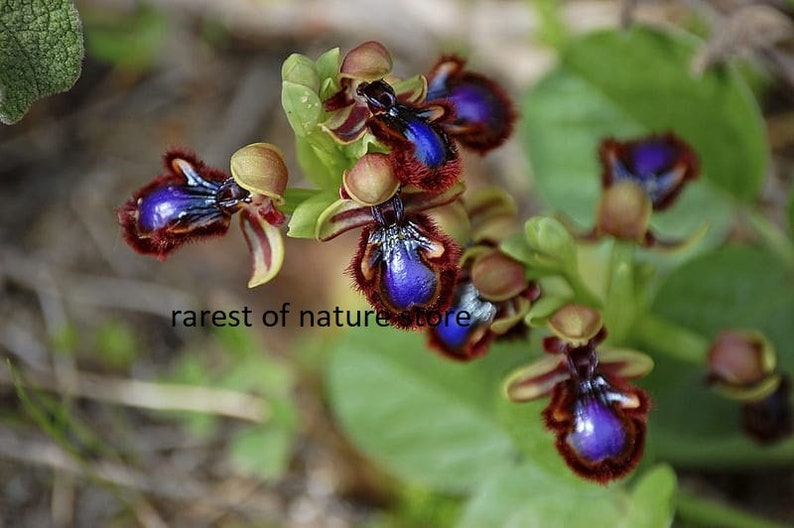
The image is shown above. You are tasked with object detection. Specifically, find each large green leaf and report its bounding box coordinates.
[522,26,765,238]
[326,328,521,493]
[457,463,676,528]
[0,0,83,124]
[645,246,794,466]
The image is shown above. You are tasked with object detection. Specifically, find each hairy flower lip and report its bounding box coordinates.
[117,149,237,260]
[349,213,461,329]
[543,374,650,484]
[425,55,516,154]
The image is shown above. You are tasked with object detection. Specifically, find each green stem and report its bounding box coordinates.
[562,268,603,309]
[746,209,794,269]
[603,239,637,344]
[632,314,708,365]
[676,490,790,528]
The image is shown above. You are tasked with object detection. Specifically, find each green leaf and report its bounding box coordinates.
[230,421,292,480]
[458,463,677,528]
[522,26,762,239]
[645,246,794,465]
[624,464,677,528]
[456,463,620,528]
[294,134,346,189]
[282,188,320,215]
[0,0,84,124]
[326,328,519,493]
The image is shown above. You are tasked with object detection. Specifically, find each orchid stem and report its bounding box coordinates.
[632,314,708,365]
[603,239,637,344]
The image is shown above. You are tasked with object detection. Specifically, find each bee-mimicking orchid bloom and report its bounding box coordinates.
[118,143,289,287]
[599,132,699,211]
[572,133,704,248]
[349,193,461,329]
[504,305,653,484]
[321,41,426,144]
[117,150,248,260]
[357,79,461,192]
[426,55,516,153]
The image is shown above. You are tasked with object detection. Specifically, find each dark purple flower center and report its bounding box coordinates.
[448,84,492,125]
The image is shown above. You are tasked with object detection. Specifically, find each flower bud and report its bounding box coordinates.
[470,250,528,302]
[230,143,289,205]
[547,304,603,348]
[342,153,400,206]
[281,53,320,91]
[340,41,393,81]
[595,181,652,244]
[706,329,780,401]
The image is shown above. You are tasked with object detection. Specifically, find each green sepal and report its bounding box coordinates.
[281,53,320,91]
[287,191,340,239]
[281,80,323,137]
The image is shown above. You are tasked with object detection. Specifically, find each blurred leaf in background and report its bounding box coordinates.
[167,325,298,480]
[522,26,767,248]
[0,0,84,123]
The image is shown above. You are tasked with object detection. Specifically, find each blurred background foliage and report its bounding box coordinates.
[1,1,793,527]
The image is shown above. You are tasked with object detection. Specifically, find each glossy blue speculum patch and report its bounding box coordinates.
[403,118,448,168]
[381,225,439,309]
[448,84,492,126]
[629,140,675,175]
[567,396,627,462]
[433,282,496,350]
[137,185,217,233]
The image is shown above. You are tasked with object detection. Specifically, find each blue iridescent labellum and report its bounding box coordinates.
[599,133,699,210]
[542,347,649,484]
[351,197,460,328]
[357,80,461,192]
[426,56,516,153]
[428,281,497,361]
[118,150,250,259]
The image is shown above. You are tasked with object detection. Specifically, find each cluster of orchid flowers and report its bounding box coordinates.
[117,41,791,484]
